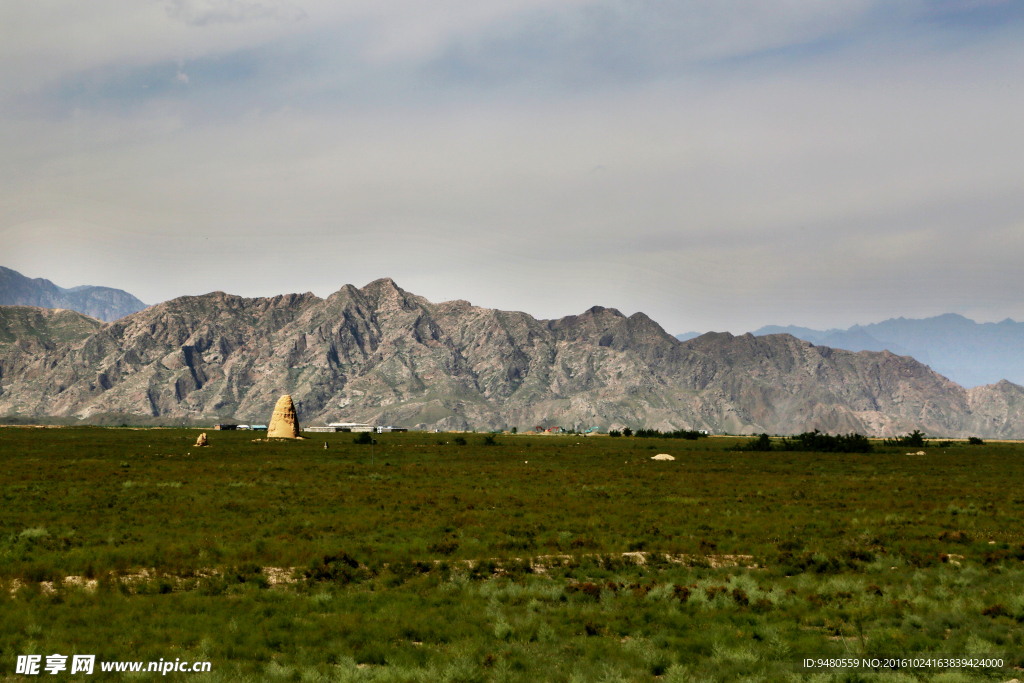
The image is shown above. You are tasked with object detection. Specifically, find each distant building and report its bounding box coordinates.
[328,422,373,432]
[214,424,238,430]
[375,426,407,433]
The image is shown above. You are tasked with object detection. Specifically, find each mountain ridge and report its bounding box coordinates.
[677,314,1024,388]
[2,278,1022,437]
[0,266,148,322]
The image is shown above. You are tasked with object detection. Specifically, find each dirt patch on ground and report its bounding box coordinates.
[7,553,757,596]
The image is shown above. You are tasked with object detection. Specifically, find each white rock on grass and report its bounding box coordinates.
[651,454,675,461]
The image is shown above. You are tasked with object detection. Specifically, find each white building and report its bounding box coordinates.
[328,422,373,432]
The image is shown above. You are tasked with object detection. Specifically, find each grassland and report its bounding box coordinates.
[1,427,1023,681]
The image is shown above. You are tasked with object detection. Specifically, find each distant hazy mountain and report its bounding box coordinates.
[0,266,148,322]
[746,315,1024,388]
[3,278,1023,437]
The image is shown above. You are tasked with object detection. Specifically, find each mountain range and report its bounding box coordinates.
[678,316,1024,389]
[1,278,1022,437]
[0,266,148,322]
[751,317,1024,389]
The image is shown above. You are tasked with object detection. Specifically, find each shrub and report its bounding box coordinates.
[453,436,467,446]
[305,553,362,584]
[567,582,602,600]
[981,545,1024,565]
[634,428,706,439]
[427,537,459,556]
[781,430,872,453]
[469,559,498,579]
[884,430,926,447]
[777,550,871,574]
[481,435,497,446]
[352,432,373,445]
[739,434,773,452]
[705,586,727,600]
[738,430,872,453]
[982,604,1010,618]
[608,430,621,437]
[622,428,633,437]
[968,436,984,445]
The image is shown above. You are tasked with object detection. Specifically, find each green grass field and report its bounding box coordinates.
[1,427,1023,681]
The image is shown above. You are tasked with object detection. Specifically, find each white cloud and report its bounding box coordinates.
[1,0,1023,333]
[164,0,308,26]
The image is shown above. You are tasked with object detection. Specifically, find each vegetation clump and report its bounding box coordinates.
[304,552,363,584]
[738,430,873,453]
[883,429,926,447]
[633,428,707,440]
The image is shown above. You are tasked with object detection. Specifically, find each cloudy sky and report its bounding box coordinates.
[2,0,1022,334]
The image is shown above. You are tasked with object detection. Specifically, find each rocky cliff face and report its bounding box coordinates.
[0,278,1021,437]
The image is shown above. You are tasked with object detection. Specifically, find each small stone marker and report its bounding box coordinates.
[651,453,675,461]
[194,432,208,447]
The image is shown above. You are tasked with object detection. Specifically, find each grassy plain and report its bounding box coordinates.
[1,427,1023,681]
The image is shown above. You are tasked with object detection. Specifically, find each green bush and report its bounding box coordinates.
[884,430,926,447]
[738,430,871,453]
[305,553,363,584]
[633,428,706,440]
[739,433,773,452]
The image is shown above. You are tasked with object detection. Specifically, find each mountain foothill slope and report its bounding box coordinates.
[0,278,1022,438]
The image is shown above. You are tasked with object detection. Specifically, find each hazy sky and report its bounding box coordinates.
[2,0,1022,334]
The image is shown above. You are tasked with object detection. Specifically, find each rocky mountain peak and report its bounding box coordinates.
[0,265,147,322]
[1,281,1022,437]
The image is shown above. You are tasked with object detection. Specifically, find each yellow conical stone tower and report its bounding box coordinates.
[267,394,300,439]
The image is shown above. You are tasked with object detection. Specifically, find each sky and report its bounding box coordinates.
[2,0,1023,335]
